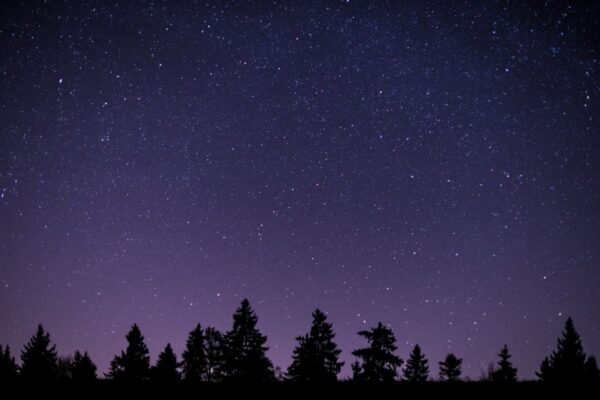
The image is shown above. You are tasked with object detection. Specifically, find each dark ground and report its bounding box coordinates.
[9,381,600,399]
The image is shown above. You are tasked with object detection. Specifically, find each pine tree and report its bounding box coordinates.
[0,345,19,381]
[584,356,600,383]
[403,344,429,382]
[537,356,552,382]
[492,345,518,383]
[223,298,274,382]
[56,355,73,380]
[181,324,207,383]
[107,323,151,382]
[71,351,97,382]
[480,361,497,382]
[152,343,180,384]
[20,324,58,381]
[439,353,462,382]
[536,317,587,383]
[287,309,343,383]
[352,322,402,382]
[204,327,226,382]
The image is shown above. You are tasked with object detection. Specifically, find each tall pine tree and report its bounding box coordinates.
[439,353,462,382]
[223,298,274,382]
[107,324,151,382]
[181,324,207,383]
[0,345,19,382]
[584,356,600,383]
[492,345,517,383]
[56,355,73,380]
[71,351,97,382]
[152,343,180,384]
[403,344,429,382]
[351,322,402,382]
[536,317,587,383]
[287,309,343,383]
[204,327,226,382]
[20,324,58,381]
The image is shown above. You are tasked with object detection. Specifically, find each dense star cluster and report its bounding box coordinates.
[1,0,599,379]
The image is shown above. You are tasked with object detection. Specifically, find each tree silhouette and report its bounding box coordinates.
[491,345,518,383]
[151,343,180,384]
[439,353,462,382]
[71,351,97,382]
[480,361,497,382]
[536,317,588,383]
[584,356,600,383]
[56,355,73,380]
[351,322,402,383]
[403,344,429,382]
[223,298,274,382]
[0,345,19,382]
[181,324,207,383]
[20,324,58,381]
[107,323,150,382]
[287,309,343,383]
[204,327,226,382]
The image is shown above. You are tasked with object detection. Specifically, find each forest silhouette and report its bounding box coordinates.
[1,298,599,389]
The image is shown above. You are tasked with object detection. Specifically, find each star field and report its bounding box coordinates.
[1,0,599,379]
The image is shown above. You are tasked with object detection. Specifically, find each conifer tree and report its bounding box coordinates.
[56,355,73,380]
[536,317,587,383]
[71,351,97,382]
[107,324,150,382]
[152,343,180,384]
[287,309,343,383]
[223,298,274,382]
[351,322,402,382]
[439,353,462,382]
[492,345,518,383]
[204,327,226,382]
[20,324,58,381]
[0,345,19,381]
[584,356,600,383]
[403,344,429,382]
[181,324,207,383]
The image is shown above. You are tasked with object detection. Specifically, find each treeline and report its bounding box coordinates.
[1,299,599,384]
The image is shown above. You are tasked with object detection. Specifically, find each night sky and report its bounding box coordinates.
[1,0,599,380]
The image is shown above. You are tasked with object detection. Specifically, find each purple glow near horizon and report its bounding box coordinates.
[1,1,599,380]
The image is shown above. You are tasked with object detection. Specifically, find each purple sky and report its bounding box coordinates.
[1,0,599,380]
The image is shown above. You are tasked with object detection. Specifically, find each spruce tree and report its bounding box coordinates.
[204,327,226,382]
[0,345,19,381]
[351,322,402,382]
[20,324,58,381]
[537,356,552,382]
[439,353,462,382]
[71,351,97,382]
[492,345,518,383]
[107,323,151,382]
[584,356,600,383]
[56,355,73,380]
[403,344,429,382]
[181,324,207,383]
[152,343,180,384]
[287,309,343,383]
[536,317,587,383]
[223,298,274,382]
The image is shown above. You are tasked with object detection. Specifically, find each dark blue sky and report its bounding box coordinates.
[1,0,599,379]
